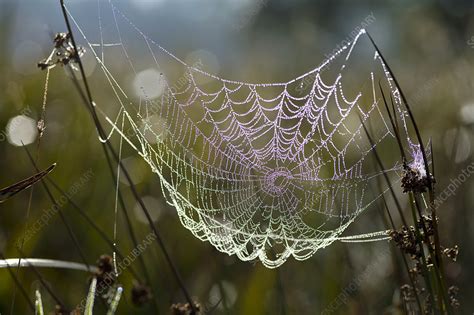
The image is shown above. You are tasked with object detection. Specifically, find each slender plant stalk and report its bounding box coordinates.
[0,252,35,312]
[64,65,159,311]
[21,146,91,273]
[0,258,98,273]
[366,116,423,313]
[413,194,451,314]
[360,116,409,228]
[379,83,406,161]
[368,32,451,314]
[85,277,97,315]
[16,248,65,309]
[35,290,44,315]
[408,193,437,312]
[106,286,123,315]
[58,0,196,312]
[25,158,144,282]
[0,164,55,203]
[376,189,423,312]
[367,30,445,273]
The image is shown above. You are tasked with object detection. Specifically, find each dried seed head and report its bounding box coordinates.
[443,245,459,262]
[131,282,152,306]
[171,302,201,315]
[448,286,460,308]
[401,166,434,193]
[53,32,70,48]
[389,226,420,258]
[37,119,46,138]
[97,254,114,274]
[53,304,68,315]
[417,215,435,241]
[401,142,434,193]
[95,255,115,289]
[38,32,85,71]
[423,295,433,315]
[70,308,82,315]
[400,284,414,302]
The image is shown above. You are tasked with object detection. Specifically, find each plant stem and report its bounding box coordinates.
[58,1,195,311]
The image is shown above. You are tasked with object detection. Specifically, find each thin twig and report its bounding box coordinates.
[0,252,35,312]
[379,82,406,162]
[0,164,55,203]
[0,258,98,273]
[367,32,450,314]
[64,66,159,310]
[22,146,91,272]
[24,152,143,282]
[16,248,65,309]
[58,1,195,311]
[359,116,408,227]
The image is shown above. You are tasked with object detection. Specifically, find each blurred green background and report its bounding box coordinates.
[0,0,473,314]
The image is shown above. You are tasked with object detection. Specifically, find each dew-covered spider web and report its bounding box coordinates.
[64,1,421,268]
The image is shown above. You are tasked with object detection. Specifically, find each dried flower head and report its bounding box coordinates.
[417,215,435,240]
[131,282,152,306]
[94,254,116,289]
[400,284,415,303]
[38,32,85,71]
[53,304,68,315]
[37,119,46,138]
[443,245,459,262]
[171,302,202,315]
[389,226,420,258]
[401,142,434,193]
[448,286,460,308]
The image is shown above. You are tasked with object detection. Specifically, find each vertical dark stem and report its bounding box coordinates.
[360,116,408,227]
[367,32,450,314]
[367,110,423,312]
[65,63,154,289]
[22,146,91,273]
[45,176,142,280]
[58,1,195,311]
[0,253,35,313]
[377,191,423,312]
[379,82,406,162]
[16,249,65,309]
[22,148,144,281]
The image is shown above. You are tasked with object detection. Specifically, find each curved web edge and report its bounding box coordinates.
[65,3,415,268]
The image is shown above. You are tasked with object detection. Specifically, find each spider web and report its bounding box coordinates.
[65,1,415,268]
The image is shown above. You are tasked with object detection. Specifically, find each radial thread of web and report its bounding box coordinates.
[64,1,417,268]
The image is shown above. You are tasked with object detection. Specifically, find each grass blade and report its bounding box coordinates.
[0,258,98,273]
[84,277,97,315]
[106,286,123,315]
[0,163,55,203]
[35,290,44,315]
[0,252,35,311]
[59,1,194,311]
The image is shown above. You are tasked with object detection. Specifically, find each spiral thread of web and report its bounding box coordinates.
[66,2,413,267]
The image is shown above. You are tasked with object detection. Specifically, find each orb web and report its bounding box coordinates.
[65,1,416,268]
